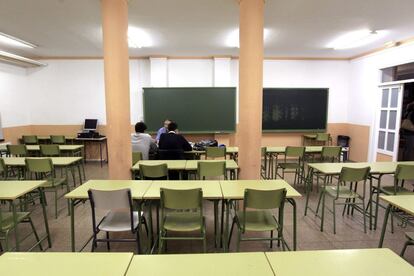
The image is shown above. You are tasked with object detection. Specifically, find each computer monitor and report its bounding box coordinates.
[84,119,98,131]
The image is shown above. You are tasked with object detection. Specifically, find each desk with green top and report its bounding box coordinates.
[65,180,152,252]
[378,195,414,248]
[0,252,134,276]
[26,144,84,157]
[220,179,302,251]
[265,248,414,276]
[305,161,414,231]
[131,160,187,179]
[0,181,51,251]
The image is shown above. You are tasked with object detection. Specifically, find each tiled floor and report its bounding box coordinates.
[3,162,414,265]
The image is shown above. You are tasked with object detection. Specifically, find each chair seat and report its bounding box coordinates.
[325,186,359,199]
[380,186,414,195]
[236,210,278,232]
[41,177,67,188]
[405,232,414,241]
[0,212,30,232]
[278,163,301,170]
[163,212,204,232]
[99,211,139,232]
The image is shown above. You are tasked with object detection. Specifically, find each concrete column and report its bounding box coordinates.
[238,0,264,179]
[101,0,132,179]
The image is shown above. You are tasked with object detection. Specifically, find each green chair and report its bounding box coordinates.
[50,135,66,145]
[132,152,143,166]
[316,133,330,146]
[25,158,70,219]
[400,232,414,258]
[228,188,287,252]
[7,144,28,157]
[205,147,226,159]
[276,146,305,186]
[316,166,370,234]
[40,145,61,157]
[261,147,268,179]
[197,161,226,180]
[0,158,7,180]
[320,146,342,162]
[159,188,206,253]
[0,207,43,252]
[22,135,38,145]
[139,163,168,180]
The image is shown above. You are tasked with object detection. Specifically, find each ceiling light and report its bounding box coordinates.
[0,50,46,67]
[225,28,270,48]
[0,32,36,48]
[327,29,387,50]
[128,27,152,48]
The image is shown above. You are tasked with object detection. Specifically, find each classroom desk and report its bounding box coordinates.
[26,144,84,156]
[0,181,51,251]
[265,248,414,276]
[2,156,84,186]
[126,252,274,276]
[305,161,414,231]
[75,136,108,167]
[220,179,301,251]
[378,195,414,248]
[131,160,187,179]
[0,252,134,276]
[64,180,152,252]
[186,159,239,180]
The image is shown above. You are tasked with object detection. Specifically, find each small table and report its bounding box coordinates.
[126,252,274,276]
[0,181,51,251]
[185,159,239,180]
[65,180,152,252]
[220,179,301,251]
[36,136,76,144]
[75,136,108,167]
[265,248,414,276]
[0,252,134,276]
[131,160,187,179]
[378,195,414,248]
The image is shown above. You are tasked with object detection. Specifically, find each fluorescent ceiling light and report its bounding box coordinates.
[128,27,152,48]
[0,32,36,48]
[0,50,46,67]
[225,28,270,48]
[327,29,387,50]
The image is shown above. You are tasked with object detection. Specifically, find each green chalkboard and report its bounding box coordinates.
[143,87,236,133]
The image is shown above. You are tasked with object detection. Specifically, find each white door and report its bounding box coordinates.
[374,85,403,161]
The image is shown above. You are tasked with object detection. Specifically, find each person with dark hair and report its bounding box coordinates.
[155,119,171,143]
[158,121,192,160]
[131,121,157,160]
[402,102,414,160]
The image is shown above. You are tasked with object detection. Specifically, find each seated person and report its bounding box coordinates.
[131,121,157,160]
[156,119,171,143]
[158,121,192,160]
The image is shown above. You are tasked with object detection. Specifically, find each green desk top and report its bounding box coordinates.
[308,161,414,175]
[0,252,133,276]
[143,180,222,199]
[65,180,152,200]
[380,195,414,216]
[37,136,76,140]
[265,248,414,276]
[126,252,274,276]
[131,160,187,171]
[303,134,318,139]
[3,157,83,167]
[0,181,46,200]
[26,145,84,151]
[266,146,340,154]
[220,180,301,199]
[185,160,239,170]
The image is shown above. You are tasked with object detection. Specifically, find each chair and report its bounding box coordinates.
[159,188,206,253]
[315,133,330,146]
[261,147,268,179]
[132,152,143,166]
[320,146,342,162]
[400,232,414,258]
[197,161,226,180]
[316,167,370,234]
[0,158,7,180]
[205,147,226,159]
[40,145,61,157]
[50,135,66,145]
[0,207,43,252]
[139,163,168,180]
[228,188,287,251]
[22,135,38,145]
[88,188,143,253]
[276,146,305,186]
[25,158,69,219]
[7,144,28,157]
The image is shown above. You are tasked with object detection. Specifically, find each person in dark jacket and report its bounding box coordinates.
[158,121,192,160]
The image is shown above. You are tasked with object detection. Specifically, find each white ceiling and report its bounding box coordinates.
[0,0,414,59]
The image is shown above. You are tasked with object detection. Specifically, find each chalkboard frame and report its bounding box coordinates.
[262,87,329,133]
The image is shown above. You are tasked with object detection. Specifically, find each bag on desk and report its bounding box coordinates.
[193,139,218,151]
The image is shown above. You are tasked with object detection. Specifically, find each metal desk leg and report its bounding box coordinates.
[148,200,154,249]
[378,204,391,248]
[99,141,103,167]
[214,200,218,248]
[105,139,109,164]
[39,187,51,248]
[304,167,314,216]
[287,198,297,251]
[374,175,383,230]
[224,199,231,252]
[70,199,76,252]
[369,177,373,230]
[11,201,19,251]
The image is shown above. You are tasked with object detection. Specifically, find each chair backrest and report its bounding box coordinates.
[22,135,38,145]
[244,188,287,210]
[316,133,330,142]
[205,147,226,159]
[132,152,143,165]
[25,158,54,174]
[339,167,370,182]
[261,147,266,157]
[321,146,341,161]
[139,163,168,179]
[158,149,184,160]
[50,135,66,144]
[197,161,226,179]
[40,144,60,157]
[285,146,305,160]
[0,158,6,179]
[160,188,202,210]
[7,144,28,157]
[395,164,414,181]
